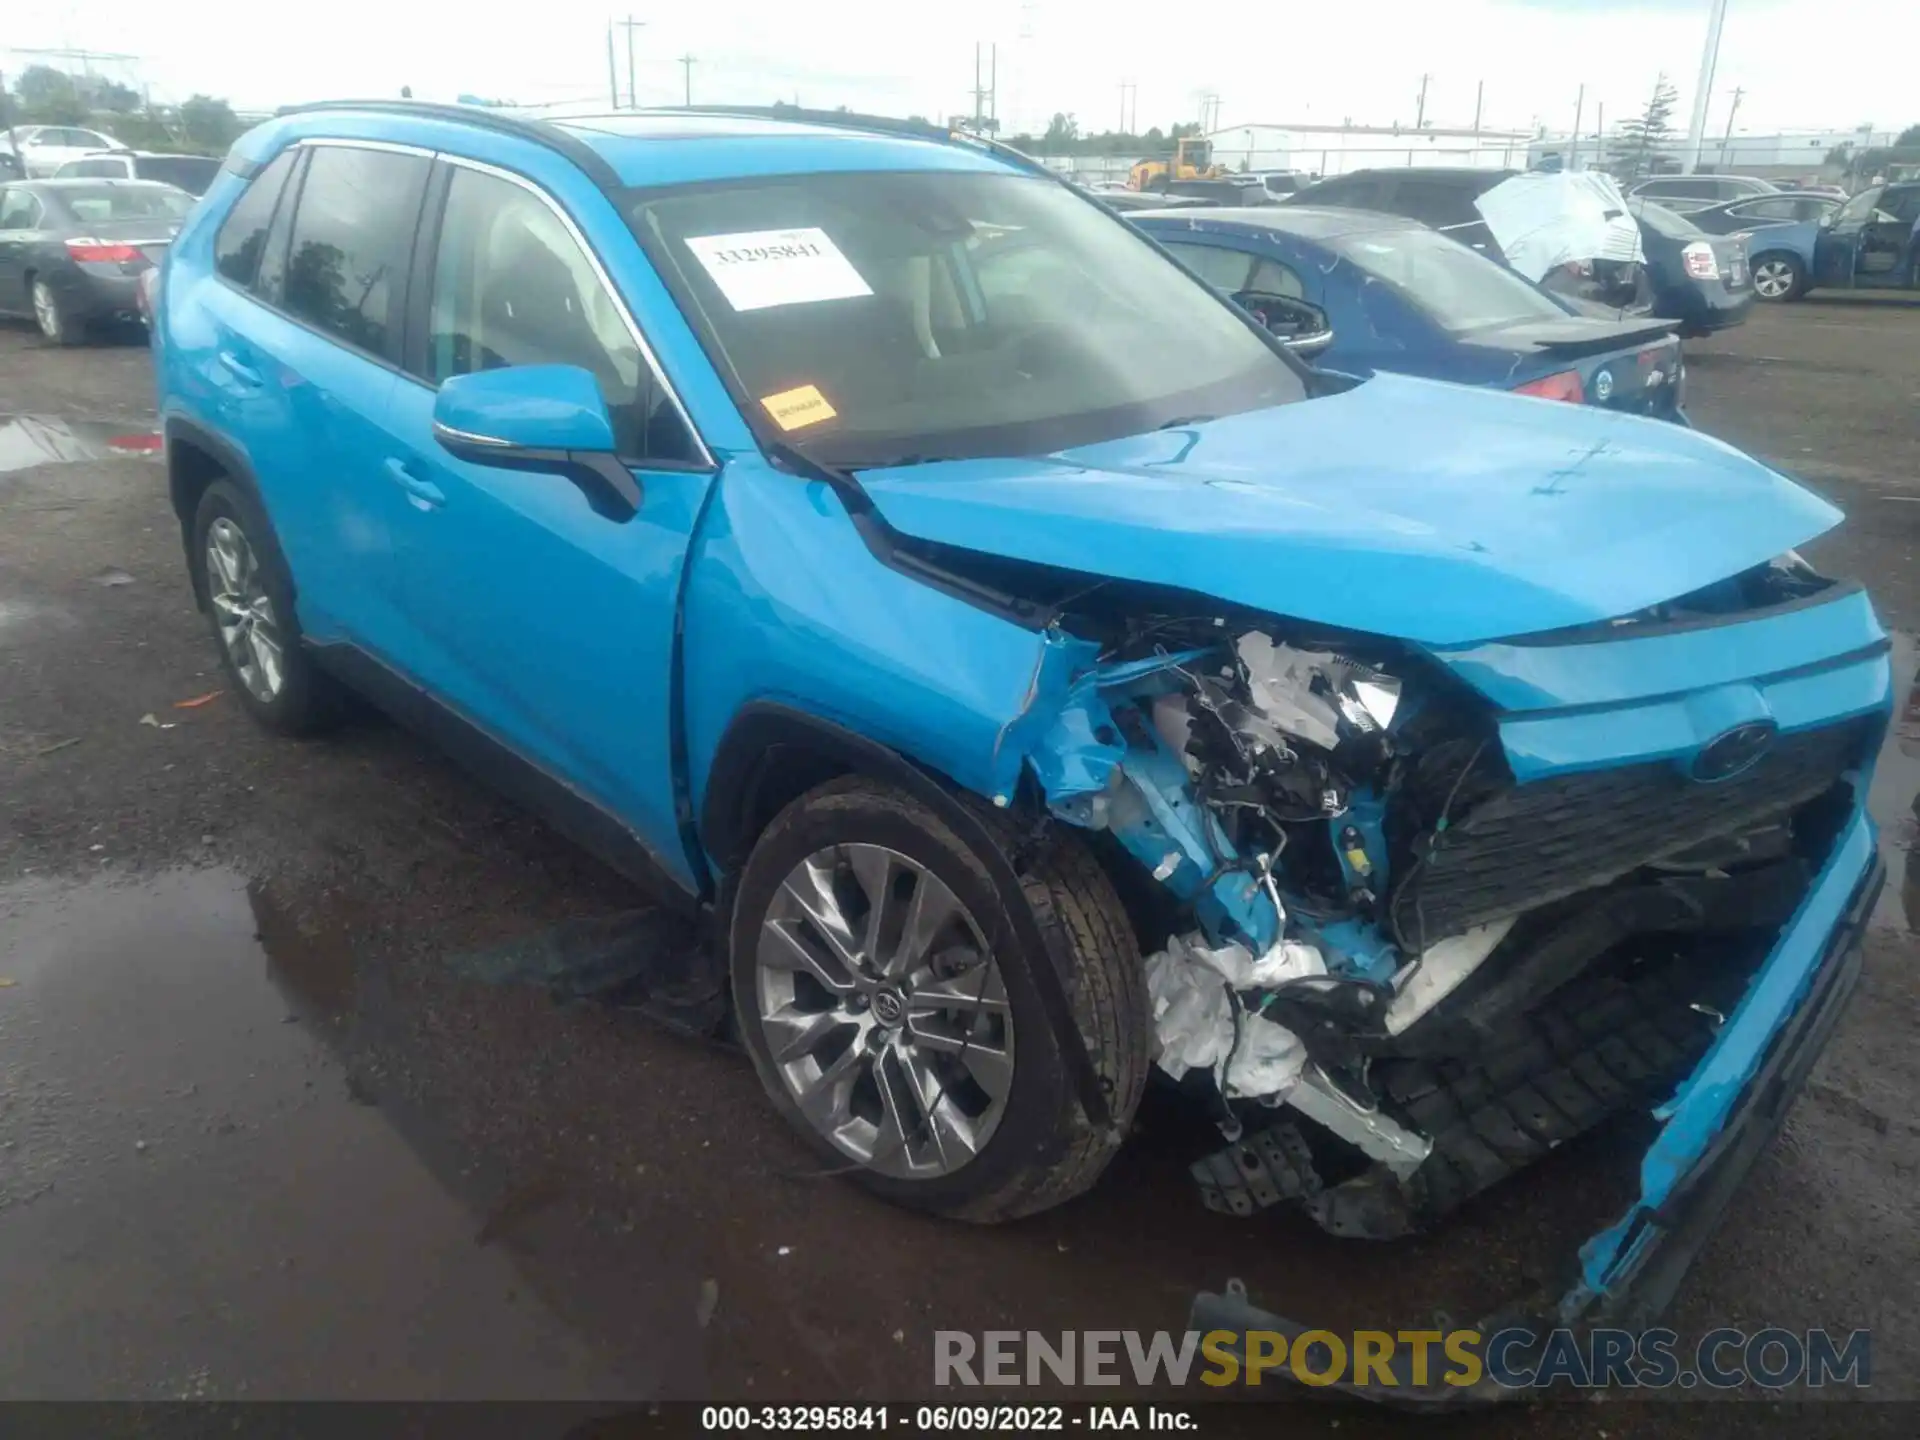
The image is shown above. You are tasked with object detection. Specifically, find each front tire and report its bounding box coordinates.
[729,777,1149,1221]
[31,277,83,346]
[1750,253,1805,302]
[191,480,345,736]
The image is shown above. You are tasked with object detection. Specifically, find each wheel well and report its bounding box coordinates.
[1751,249,1802,269]
[167,433,229,605]
[714,739,856,870]
[701,703,970,878]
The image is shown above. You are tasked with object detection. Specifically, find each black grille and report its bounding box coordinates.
[1391,720,1867,944]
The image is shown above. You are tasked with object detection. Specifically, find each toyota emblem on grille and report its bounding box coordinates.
[1691,721,1777,782]
[1593,369,1615,402]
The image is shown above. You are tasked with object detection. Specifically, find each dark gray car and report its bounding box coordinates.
[0,178,192,344]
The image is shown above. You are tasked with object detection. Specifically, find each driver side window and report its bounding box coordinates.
[426,166,695,463]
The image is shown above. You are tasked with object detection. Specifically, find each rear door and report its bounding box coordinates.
[379,156,717,887]
[201,140,432,649]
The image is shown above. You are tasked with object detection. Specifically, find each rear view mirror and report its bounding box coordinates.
[432,365,641,519]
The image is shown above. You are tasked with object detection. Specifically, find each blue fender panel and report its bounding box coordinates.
[679,463,1059,846]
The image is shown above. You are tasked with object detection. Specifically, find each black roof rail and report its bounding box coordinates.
[272,99,623,188]
[625,104,1061,182]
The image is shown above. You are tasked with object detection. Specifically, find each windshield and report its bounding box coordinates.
[57,185,193,224]
[629,170,1305,467]
[1630,200,1706,240]
[1330,224,1564,332]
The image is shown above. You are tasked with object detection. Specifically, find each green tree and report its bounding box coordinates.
[79,77,142,113]
[1042,112,1079,149]
[13,64,87,124]
[179,94,240,151]
[1897,124,1920,148]
[1609,73,1679,181]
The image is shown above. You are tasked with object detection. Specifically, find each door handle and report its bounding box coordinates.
[384,457,446,509]
[216,349,262,388]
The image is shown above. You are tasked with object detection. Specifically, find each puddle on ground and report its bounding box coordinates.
[0,414,162,476]
[0,868,658,1401]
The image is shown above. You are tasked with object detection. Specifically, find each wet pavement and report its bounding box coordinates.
[4,306,1920,1429]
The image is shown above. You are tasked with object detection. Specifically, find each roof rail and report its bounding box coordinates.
[273,99,622,188]
[633,104,1060,181]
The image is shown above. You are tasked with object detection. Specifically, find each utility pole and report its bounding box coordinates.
[1569,84,1585,170]
[1717,85,1743,170]
[616,15,646,110]
[1472,80,1484,135]
[989,43,997,128]
[1415,74,1430,129]
[606,23,619,107]
[1594,102,1605,171]
[972,42,983,130]
[679,54,696,107]
[1682,0,1731,174]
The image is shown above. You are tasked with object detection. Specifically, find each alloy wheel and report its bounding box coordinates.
[1751,259,1794,300]
[755,843,1015,1179]
[204,517,285,703]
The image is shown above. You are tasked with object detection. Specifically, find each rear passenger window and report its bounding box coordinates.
[425,164,698,463]
[214,149,297,289]
[281,144,430,361]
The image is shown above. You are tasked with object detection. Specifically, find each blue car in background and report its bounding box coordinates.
[151,102,1888,1368]
[1133,206,1686,418]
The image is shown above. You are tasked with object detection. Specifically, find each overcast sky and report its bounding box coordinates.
[10,0,1914,142]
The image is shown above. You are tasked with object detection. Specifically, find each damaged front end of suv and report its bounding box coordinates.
[855,412,1892,1377]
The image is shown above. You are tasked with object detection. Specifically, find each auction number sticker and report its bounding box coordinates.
[684,227,873,312]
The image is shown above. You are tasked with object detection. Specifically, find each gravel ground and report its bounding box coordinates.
[2,299,1918,1435]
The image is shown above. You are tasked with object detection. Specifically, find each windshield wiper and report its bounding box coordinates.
[1156,414,1216,430]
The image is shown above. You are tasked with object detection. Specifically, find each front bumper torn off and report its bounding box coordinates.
[1188,809,1884,1405]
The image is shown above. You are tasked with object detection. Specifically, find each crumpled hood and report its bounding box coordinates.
[855,373,1841,647]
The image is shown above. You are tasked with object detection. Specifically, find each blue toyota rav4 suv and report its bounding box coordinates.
[153,102,1889,1375]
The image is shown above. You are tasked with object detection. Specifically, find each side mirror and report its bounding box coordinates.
[432,364,641,518]
[1237,291,1334,356]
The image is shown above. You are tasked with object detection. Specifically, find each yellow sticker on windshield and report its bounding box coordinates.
[761,384,838,431]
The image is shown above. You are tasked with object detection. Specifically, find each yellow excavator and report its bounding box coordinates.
[1129,136,1225,192]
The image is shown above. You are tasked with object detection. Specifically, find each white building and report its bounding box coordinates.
[1205,122,1533,178]
[1526,126,1896,180]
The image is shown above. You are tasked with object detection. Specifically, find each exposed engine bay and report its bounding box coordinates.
[1017,555,1862,1239]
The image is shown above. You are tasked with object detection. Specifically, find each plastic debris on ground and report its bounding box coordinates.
[1144,931,1326,1099]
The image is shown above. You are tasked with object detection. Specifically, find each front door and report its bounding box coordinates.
[1815,185,1904,288]
[381,159,717,891]
[1854,185,1920,288]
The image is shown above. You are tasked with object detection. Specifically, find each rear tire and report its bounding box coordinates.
[190,479,346,736]
[31,277,84,346]
[1749,253,1805,302]
[729,776,1150,1221]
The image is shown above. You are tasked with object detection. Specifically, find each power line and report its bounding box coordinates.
[679,53,696,108]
